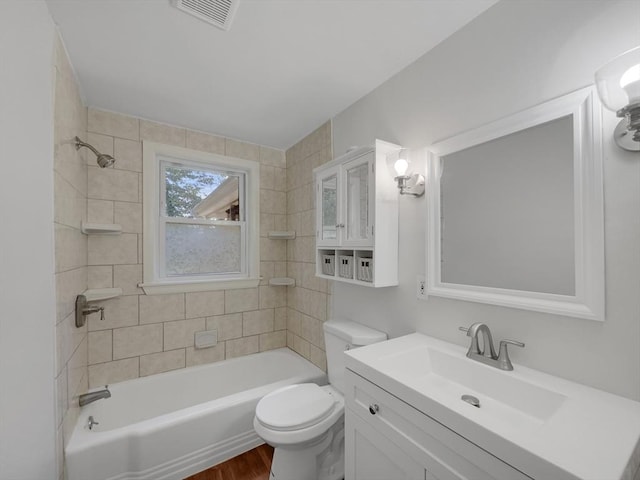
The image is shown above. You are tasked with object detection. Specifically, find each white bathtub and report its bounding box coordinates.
[66,348,327,480]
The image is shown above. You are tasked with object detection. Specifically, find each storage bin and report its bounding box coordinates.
[338,255,354,279]
[321,254,335,276]
[357,257,373,282]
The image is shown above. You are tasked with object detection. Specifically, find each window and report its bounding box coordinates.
[142,142,260,294]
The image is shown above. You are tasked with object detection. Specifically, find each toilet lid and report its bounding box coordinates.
[255,383,336,431]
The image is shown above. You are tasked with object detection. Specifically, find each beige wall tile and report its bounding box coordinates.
[226,336,259,359]
[88,233,138,265]
[274,307,287,331]
[140,349,185,377]
[113,324,163,359]
[139,293,185,324]
[225,288,259,313]
[185,291,225,318]
[88,109,139,140]
[186,343,225,367]
[88,295,138,331]
[114,202,142,233]
[260,165,275,191]
[113,264,143,295]
[260,331,286,351]
[206,313,242,341]
[88,166,139,202]
[260,190,286,214]
[259,146,286,168]
[164,318,205,350]
[186,130,225,155]
[114,138,142,172]
[260,238,286,262]
[88,331,112,365]
[259,285,286,309]
[140,119,186,146]
[55,370,68,429]
[56,312,86,376]
[88,358,139,388]
[226,139,259,161]
[54,172,85,229]
[309,343,327,371]
[243,309,274,336]
[67,336,88,404]
[87,199,114,224]
[291,333,310,359]
[87,266,113,289]
[56,267,87,322]
[55,224,87,273]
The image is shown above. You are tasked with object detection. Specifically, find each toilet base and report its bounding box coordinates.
[269,420,344,480]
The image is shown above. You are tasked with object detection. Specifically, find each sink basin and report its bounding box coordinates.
[382,344,566,431]
[345,332,640,480]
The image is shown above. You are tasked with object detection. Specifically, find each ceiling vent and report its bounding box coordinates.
[171,0,240,31]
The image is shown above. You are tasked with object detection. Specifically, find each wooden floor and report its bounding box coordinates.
[185,444,274,480]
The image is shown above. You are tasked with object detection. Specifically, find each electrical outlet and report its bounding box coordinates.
[416,275,427,300]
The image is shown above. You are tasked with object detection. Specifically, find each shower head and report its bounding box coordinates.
[74,136,116,168]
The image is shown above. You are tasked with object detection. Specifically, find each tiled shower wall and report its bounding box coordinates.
[84,109,288,387]
[285,123,333,370]
[53,34,88,478]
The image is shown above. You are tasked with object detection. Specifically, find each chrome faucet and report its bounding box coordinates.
[79,386,111,407]
[459,323,524,371]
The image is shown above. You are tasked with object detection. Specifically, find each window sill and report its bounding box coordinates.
[139,277,260,295]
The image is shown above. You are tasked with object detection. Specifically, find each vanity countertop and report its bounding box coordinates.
[345,333,640,480]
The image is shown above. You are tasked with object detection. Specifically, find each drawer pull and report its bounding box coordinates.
[369,404,380,415]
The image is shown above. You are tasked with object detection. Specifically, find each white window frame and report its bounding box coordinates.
[141,141,260,294]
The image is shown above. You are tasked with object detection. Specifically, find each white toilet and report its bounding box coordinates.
[253,320,387,480]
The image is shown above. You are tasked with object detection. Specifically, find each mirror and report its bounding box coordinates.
[427,87,605,321]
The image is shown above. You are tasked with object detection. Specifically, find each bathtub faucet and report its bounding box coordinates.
[79,386,111,407]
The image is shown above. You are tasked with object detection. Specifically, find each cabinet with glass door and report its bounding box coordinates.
[315,140,399,287]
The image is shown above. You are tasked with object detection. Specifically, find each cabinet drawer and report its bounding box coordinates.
[345,370,531,480]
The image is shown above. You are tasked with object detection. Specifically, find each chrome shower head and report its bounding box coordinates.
[74,136,116,168]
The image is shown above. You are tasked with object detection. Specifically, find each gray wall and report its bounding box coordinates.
[0,1,57,477]
[332,0,640,400]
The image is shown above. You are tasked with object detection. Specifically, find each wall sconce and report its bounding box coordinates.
[388,148,425,197]
[595,45,640,151]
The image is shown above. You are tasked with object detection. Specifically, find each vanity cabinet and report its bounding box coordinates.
[344,370,531,480]
[314,140,399,287]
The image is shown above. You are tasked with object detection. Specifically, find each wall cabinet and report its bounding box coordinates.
[314,140,399,287]
[344,370,531,480]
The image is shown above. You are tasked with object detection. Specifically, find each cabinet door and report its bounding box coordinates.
[342,154,374,246]
[316,166,340,246]
[346,407,429,480]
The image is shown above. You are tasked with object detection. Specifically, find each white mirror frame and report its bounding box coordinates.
[426,86,605,321]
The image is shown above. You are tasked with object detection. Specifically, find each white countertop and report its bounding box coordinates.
[345,333,640,480]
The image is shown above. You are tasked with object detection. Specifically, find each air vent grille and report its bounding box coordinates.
[171,0,239,31]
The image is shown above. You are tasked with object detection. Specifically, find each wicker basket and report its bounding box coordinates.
[357,257,373,282]
[338,255,354,279]
[321,254,335,276]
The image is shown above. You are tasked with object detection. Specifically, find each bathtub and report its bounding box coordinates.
[66,348,327,480]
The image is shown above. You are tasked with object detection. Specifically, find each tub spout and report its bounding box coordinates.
[79,386,111,407]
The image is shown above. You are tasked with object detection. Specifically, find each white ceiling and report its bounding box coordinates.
[46,0,498,150]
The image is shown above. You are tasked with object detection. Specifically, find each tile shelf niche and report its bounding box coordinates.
[267,231,296,239]
[265,231,296,286]
[83,288,122,302]
[268,277,296,286]
[81,222,122,235]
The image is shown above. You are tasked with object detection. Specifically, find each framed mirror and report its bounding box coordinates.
[426,87,604,321]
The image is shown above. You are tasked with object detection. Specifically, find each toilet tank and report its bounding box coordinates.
[323,320,387,394]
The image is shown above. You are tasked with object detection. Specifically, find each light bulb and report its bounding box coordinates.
[394,158,409,176]
[620,64,640,104]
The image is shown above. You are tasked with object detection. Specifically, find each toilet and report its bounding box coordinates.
[253,320,387,480]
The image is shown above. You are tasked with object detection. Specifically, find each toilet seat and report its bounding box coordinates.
[253,384,345,447]
[255,383,336,431]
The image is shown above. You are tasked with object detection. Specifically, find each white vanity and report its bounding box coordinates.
[344,333,640,480]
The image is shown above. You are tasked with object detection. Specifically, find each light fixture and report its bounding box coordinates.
[75,136,116,168]
[595,45,640,151]
[388,148,425,197]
